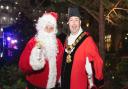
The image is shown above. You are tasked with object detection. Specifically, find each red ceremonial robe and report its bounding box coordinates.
[61,32,103,89]
[19,37,64,88]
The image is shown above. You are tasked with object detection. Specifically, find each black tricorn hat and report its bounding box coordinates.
[68,7,81,18]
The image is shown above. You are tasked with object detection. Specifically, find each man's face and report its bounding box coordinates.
[68,16,81,35]
[44,25,54,33]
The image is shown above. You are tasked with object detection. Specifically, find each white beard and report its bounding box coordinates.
[36,31,58,61]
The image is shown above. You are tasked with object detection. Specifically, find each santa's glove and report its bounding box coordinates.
[29,45,45,71]
[85,57,94,89]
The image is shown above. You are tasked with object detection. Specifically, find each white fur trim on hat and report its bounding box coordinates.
[36,14,58,34]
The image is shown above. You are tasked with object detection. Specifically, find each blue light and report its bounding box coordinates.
[0,52,3,58]
[2,26,20,60]
[7,36,11,41]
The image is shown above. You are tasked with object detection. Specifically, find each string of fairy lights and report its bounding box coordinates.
[0,0,21,27]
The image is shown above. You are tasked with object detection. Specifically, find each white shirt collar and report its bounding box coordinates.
[68,27,83,45]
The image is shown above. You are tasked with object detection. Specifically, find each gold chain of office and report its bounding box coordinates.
[66,32,85,63]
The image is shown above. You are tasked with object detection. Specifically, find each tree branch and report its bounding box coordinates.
[105,0,125,24]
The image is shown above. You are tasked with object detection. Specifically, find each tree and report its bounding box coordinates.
[66,0,128,58]
[13,0,128,58]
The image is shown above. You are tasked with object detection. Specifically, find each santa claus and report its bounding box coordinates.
[19,12,64,89]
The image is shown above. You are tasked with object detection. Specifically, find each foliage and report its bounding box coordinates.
[0,63,26,89]
[0,55,128,89]
[116,59,128,87]
[104,55,128,89]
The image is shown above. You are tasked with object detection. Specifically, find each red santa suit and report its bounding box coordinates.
[19,12,64,89]
[61,28,104,89]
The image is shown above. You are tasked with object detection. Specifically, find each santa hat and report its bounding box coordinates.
[36,12,58,33]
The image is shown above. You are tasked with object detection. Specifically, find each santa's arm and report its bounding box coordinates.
[19,39,35,74]
[19,38,46,74]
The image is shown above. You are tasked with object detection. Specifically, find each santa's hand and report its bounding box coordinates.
[29,46,45,71]
[36,41,43,49]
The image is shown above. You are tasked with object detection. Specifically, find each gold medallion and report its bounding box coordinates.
[66,54,72,63]
[65,32,85,64]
